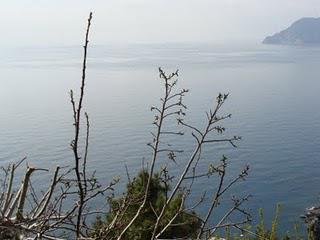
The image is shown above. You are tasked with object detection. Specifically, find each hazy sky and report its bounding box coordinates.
[1,0,320,46]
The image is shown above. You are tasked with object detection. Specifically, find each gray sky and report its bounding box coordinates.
[1,0,320,46]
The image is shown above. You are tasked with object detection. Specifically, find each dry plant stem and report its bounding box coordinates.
[152,97,230,239]
[194,165,249,239]
[0,13,250,239]
[152,136,204,239]
[196,160,250,238]
[1,164,15,213]
[155,193,186,238]
[5,185,23,218]
[0,13,117,240]
[33,166,60,219]
[117,68,173,240]
[16,167,36,220]
[103,195,130,236]
[208,196,250,237]
[1,157,26,215]
[196,163,226,239]
[83,112,90,195]
[70,12,92,237]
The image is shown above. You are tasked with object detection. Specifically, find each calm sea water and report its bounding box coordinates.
[1,43,320,233]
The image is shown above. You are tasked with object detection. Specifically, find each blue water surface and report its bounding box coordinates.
[0,43,320,234]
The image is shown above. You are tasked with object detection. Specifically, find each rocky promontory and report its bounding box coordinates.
[263,17,320,45]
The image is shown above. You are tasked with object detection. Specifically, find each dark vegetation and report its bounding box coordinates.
[91,170,201,239]
[0,13,317,240]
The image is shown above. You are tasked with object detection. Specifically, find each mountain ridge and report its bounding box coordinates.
[263,17,320,45]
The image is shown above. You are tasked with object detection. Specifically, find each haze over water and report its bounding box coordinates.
[1,43,320,232]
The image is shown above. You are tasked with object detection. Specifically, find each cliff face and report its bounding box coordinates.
[263,17,320,45]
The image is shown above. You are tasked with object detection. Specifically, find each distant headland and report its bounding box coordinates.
[263,17,320,45]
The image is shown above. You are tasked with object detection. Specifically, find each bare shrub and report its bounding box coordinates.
[0,12,250,240]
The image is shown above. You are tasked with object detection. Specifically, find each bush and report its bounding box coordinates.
[91,170,201,239]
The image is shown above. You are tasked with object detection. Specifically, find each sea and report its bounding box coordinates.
[1,42,320,235]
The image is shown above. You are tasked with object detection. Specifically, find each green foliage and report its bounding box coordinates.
[213,205,305,240]
[256,208,267,239]
[270,204,281,240]
[90,170,201,240]
[294,224,305,240]
[255,204,281,240]
[253,204,291,240]
[220,205,318,240]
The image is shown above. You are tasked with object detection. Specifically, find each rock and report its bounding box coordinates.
[303,206,320,239]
